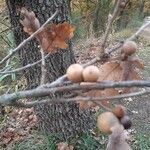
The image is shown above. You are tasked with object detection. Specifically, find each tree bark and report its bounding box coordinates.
[5,0,95,140]
[139,0,145,18]
[93,0,112,36]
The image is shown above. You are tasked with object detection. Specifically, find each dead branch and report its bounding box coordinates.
[101,0,122,53]
[128,20,150,41]
[3,88,149,108]
[107,20,150,54]
[0,53,50,74]
[40,48,47,85]
[1,80,150,105]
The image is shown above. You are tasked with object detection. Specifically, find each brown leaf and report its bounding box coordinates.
[57,142,74,150]
[78,82,97,109]
[2,131,14,145]
[86,88,118,108]
[20,8,75,53]
[20,7,40,35]
[98,59,142,82]
[101,100,110,107]
[129,70,141,80]
[3,137,12,145]
[98,61,122,82]
[78,100,96,110]
[78,88,117,110]
[120,60,142,81]
[78,62,121,109]
[39,22,75,52]
[121,61,133,81]
[80,59,143,109]
[120,59,142,93]
[131,59,144,69]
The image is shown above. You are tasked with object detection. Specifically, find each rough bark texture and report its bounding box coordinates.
[6,0,95,140]
[93,0,112,36]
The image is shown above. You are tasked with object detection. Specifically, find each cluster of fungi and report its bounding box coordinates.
[66,64,99,83]
[66,40,138,149]
[97,107,132,134]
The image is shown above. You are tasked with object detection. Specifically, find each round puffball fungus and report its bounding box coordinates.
[82,65,99,82]
[97,112,120,134]
[66,64,83,82]
[122,41,137,56]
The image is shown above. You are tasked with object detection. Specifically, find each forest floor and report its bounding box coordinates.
[0,1,150,150]
[0,33,150,150]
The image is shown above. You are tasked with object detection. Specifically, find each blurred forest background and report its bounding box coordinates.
[0,0,150,149]
[69,0,150,38]
[0,0,150,58]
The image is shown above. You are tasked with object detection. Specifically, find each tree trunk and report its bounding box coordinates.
[139,0,145,19]
[93,0,112,36]
[6,0,95,140]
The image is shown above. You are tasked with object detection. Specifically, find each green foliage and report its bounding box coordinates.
[132,133,150,150]
[114,28,133,40]
[70,0,150,37]
[11,131,150,150]
[93,0,112,35]
[72,133,106,150]
[127,11,143,29]
[11,132,106,150]
[70,12,87,39]
[0,31,15,54]
[0,30,20,93]
[138,45,150,79]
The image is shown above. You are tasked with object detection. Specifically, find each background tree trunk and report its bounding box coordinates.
[138,0,145,18]
[5,0,95,140]
[93,0,112,36]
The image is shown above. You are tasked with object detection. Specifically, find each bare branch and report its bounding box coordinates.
[5,88,149,108]
[0,53,50,74]
[107,20,150,54]
[1,80,150,105]
[101,0,122,53]
[0,10,58,66]
[128,20,150,41]
[40,49,47,85]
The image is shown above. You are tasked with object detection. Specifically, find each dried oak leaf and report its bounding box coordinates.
[77,82,97,109]
[20,7,40,35]
[78,82,114,110]
[98,61,122,82]
[120,56,143,81]
[78,100,96,110]
[78,88,118,110]
[39,22,75,52]
[130,56,144,70]
[120,56,143,93]
[57,142,74,150]
[78,59,143,110]
[20,8,75,53]
[78,62,121,110]
[1,131,14,145]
